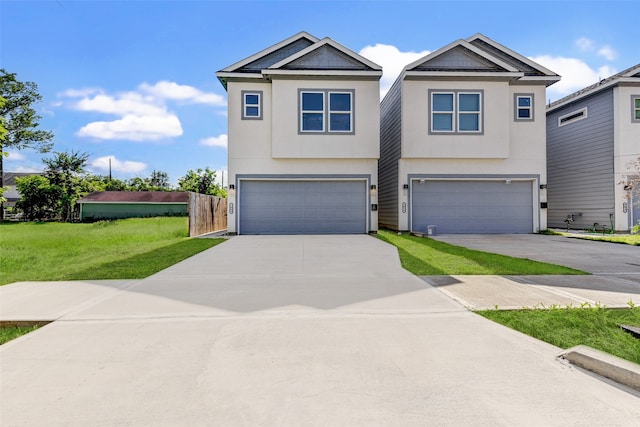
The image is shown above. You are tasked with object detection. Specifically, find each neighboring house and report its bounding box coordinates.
[546,64,640,232]
[216,32,382,234]
[2,172,42,210]
[77,191,189,221]
[379,34,560,234]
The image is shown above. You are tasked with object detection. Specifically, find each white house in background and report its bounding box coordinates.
[216,32,382,234]
[546,64,640,232]
[378,34,560,234]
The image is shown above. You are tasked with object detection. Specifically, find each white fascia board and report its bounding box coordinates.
[215,72,264,80]
[219,31,320,72]
[263,69,383,78]
[466,33,560,78]
[403,70,524,79]
[403,39,520,74]
[268,37,382,71]
[516,75,562,86]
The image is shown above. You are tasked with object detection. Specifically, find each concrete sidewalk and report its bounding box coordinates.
[2,235,640,426]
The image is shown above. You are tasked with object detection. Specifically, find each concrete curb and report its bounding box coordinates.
[559,345,640,392]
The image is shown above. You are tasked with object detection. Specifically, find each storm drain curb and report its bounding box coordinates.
[560,345,640,392]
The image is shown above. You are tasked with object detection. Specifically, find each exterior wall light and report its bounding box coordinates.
[228,184,235,196]
[370,184,376,191]
[539,184,547,189]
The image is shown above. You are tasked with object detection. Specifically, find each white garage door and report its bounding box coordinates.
[411,180,533,234]
[239,180,367,234]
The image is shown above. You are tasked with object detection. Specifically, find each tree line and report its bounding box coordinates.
[1,68,225,222]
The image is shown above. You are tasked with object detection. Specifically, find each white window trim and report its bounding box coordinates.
[241,90,262,120]
[328,91,353,133]
[558,107,588,127]
[300,90,325,133]
[514,93,534,122]
[429,90,483,134]
[298,89,355,135]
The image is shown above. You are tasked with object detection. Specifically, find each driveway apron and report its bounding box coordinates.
[1,235,640,426]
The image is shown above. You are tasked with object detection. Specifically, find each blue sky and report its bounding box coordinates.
[2,0,638,185]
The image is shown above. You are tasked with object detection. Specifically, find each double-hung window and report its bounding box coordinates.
[430,90,483,134]
[242,91,262,120]
[515,94,534,121]
[633,96,640,122]
[299,89,354,134]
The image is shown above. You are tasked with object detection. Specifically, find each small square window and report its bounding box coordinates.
[242,91,262,120]
[633,96,640,122]
[515,94,534,121]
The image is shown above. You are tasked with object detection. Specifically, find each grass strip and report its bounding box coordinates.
[377,230,586,275]
[0,325,40,345]
[478,304,640,364]
[0,217,224,285]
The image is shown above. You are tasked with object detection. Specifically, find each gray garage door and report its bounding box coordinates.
[239,180,367,234]
[411,180,533,234]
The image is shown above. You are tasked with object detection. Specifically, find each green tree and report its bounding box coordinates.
[0,96,7,205]
[14,175,61,221]
[43,150,89,222]
[0,70,55,219]
[149,170,170,189]
[177,167,226,196]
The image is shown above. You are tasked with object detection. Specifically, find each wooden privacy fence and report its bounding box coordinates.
[188,192,227,237]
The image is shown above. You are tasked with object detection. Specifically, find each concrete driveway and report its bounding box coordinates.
[431,234,640,275]
[2,235,640,426]
[424,234,640,310]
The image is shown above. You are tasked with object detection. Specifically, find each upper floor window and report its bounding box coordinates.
[299,89,354,134]
[429,90,483,134]
[514,94,534,121]
[633,96,640,122]
[558,107,587,127]
[242,91,262,120]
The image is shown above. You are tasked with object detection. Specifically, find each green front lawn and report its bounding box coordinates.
[377,230,586,275]
[0,218,224,286]
[0,325,40,345]
[478,304,640,364]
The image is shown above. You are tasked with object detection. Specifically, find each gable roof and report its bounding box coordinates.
[2,172,43,201]
[400,34,559,86]
[547,63,640,112]
[216,32,381,89]
[78,191,189,204]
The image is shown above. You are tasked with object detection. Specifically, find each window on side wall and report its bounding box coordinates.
[633,96,640,122]
[515,94,534,121]
[558,107,587,127]
[429,90,483,134]
[242,91,262,120]
[299,89,354,134]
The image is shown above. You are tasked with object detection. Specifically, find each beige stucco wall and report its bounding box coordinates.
[393,80,548,232]
[270,78,380,159]
[226,79,380,233]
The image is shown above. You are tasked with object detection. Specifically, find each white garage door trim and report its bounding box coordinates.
[237,177,370,235]
[409,177,538,234]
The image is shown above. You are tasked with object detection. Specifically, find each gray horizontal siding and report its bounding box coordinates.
[546,90,614,229]
[378,78,403,230]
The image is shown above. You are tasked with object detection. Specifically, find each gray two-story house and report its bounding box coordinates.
[546,64,640,232]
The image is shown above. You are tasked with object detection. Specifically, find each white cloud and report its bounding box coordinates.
[597,45,617,61]
[200,134,227,148]
[61,81,226,142]
[359,44,430,99]
[575,37,594,52]
[529,55,617,101]
[77,113,183,141]
[5,150,26,161]
[139,81,226,106]
[90,155,147,174]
